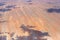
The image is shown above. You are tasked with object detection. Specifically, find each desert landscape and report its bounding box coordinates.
[0,0,60,40]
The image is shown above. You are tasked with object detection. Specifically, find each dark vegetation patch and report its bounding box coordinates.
[0,24,49,40]
[5,5,16,8]
[0,3,5,6]
[26,0,32,2]
[54,9,60,13]
[16,24,50,40]
[26,0,32,5]
[47,8,54,13]
[0,8,11,12]
[0,2,16,12]
[47,8,60,13]
[0,36,6,40]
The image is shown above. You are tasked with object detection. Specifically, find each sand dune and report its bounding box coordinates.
[0,0,60,40]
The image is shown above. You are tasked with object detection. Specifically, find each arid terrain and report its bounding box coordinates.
[0,0,60,40]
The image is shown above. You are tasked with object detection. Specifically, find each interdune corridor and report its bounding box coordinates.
[0,0,60,40]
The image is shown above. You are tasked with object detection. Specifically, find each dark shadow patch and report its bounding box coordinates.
[26,0,32,5]
[5,5,16,9]
[54,9,60,13]
[10,32,15,37]
[0,3,5,6]
[20,24,49,36]
[47,8,60,13]
[26,0,32,2]
[0,36,6,40]
[46,8,54,13]
[12,38,15,40]
[0,24,49,40]
[16,24,49,40]
[0,8,11,12]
